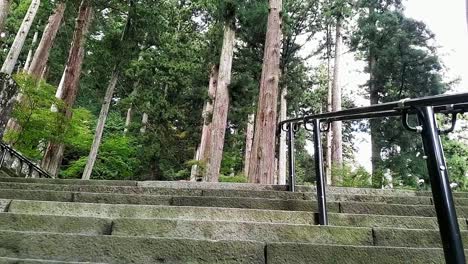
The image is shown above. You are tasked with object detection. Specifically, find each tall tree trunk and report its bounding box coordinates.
[81,70,119,180]
[123,106,132,134]
[140,112,148,134]
[331,16,343,184]
[369,54,381,186]
[1,0,40,75]
[277,87,287,185]
[205,24,235,182]
[192,65,218,180]
[243,113,255,177]
[248,0,282,184]
[41,1,93,177]
[367,5,381,187]
[0,75,17,138]
[23,31,38,72]
[29,2,66,78]
[0,0,11,34]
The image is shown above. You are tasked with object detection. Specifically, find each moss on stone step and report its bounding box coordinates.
[340,201,468,217]
[266,243,456,264]
[0,177,137,186]
[0,257,105,263]
[0,199,10,212]
[0,230,265,264]
[0,189,72,202]
[328,213,468,230]
[373,227,468,248]
[112,218,373,245]
[8,200,316,224]
[0,213,111,235]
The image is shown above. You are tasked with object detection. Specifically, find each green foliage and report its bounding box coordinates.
[443,138,468,190]
[337,166,373,188]
[61,135,139,180]
[219,174,248,183]
[5,74,92,160]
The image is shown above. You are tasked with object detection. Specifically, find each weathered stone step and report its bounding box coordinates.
[0,230,264,264]
[266,243,466,264]
[7,200,316,225]
[0,189,332,211]
[0,212,111,235]
[0,229,464,264]
[328,213,468,230]
[340,201,468,217]
[111,218,468,247]
[0,257,105,263]
[3,183,468,208]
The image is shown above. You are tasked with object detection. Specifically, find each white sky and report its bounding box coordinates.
[303,0,468,172]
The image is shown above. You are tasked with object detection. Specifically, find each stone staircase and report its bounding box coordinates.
[0,177,466,263]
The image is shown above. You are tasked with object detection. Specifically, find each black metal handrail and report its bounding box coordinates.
[0,142,52,179]
[279,92,468,264]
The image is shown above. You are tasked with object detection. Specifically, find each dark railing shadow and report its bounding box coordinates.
[279,92,468,264]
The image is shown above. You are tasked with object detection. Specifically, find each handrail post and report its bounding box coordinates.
[287,123,296,192]
[418,106,465,264]
[312,119,328,225]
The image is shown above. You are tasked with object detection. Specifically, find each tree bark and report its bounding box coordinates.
[248,0,282,184]
[1,0,40,75]
[29,2,66,78]
[192,65,218,180]
[243,113,255,177]
[140,112,148,134]
[331,16,343,184]
[0,0,11,34]
[123,106,132,134]
[205,24,235,182]
[81,70,119,180]
[23,31,38,72]
[277,87,287,185]
[0,75,18,138]
[41,0,93,177]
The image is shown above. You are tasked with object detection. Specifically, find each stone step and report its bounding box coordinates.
[2,183,468,207]
[0,212,371,245]
[340,201,468,217]
[7,200,316,225]
[266,243,465,264]
[111,218,468,247]
[0,212,111,235]
[328,213,468,230]
[0,257,104,263]
[0,229,465,264]
[0,230,264,264]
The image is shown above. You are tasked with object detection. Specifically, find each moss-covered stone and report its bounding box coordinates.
[74,192,172,206]
[0,199,10,212]
[0,213,111,235]
[113,218,372,245]
[329,194,432,205]
[373,227,468,247]
[202,189,307,200]
[0,257,105,263]
[172,196,339,212]
[0,189,72,202]
[0,177,137,186]
[138,181,287,191]
[8,200,316,224]
[266,243,451,264]
[339,202,468,217]
[328,213,468,230]
[0,230,265,263]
